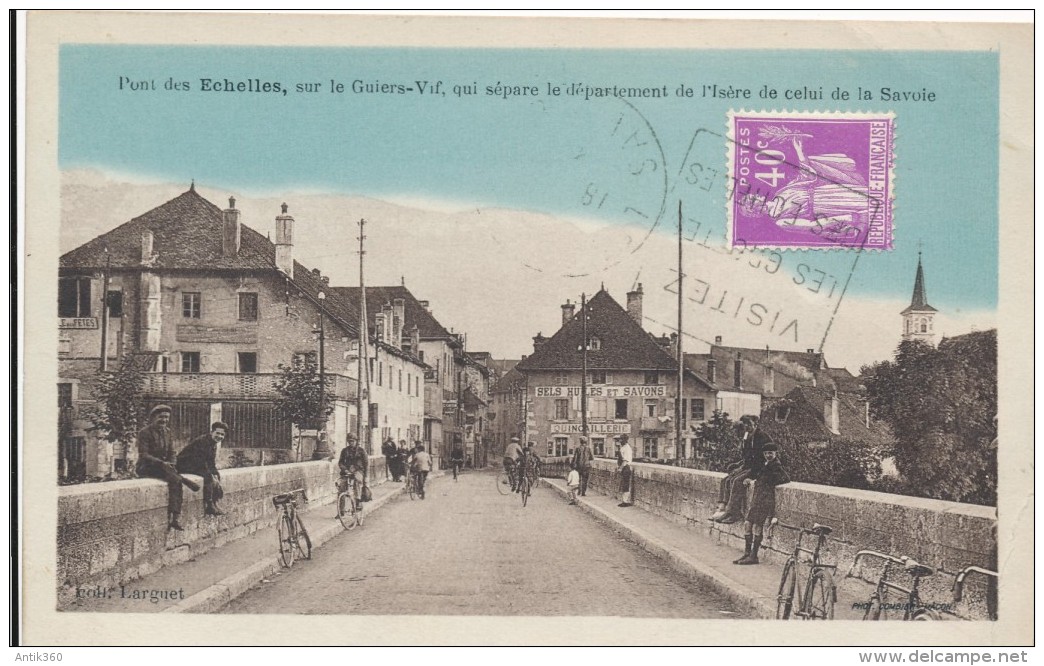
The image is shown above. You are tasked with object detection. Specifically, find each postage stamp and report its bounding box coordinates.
[727,110,895,250]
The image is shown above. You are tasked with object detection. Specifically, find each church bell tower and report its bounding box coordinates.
[901,252,938,344]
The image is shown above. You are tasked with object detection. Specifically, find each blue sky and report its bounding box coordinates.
[60,45,998,311]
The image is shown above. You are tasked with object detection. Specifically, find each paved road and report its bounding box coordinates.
[224,471,747,617]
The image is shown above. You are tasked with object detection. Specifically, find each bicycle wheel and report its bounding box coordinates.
[294,515,312,561]
[337,492,359,530]
[496,471,511,495]
[775,560,797,620]
[804,569,836,620]
[277,513,295,568]
[910,608,939,621]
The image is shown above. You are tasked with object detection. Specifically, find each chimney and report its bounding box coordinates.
[733,353,742,389]
[807,348,815,354]
[561,299,576,326]
[669,332,679,357]
[408,324,420,356]
[222,196,241,257]
[626,283,644,326]
[374,312,386,343]
[707,359,717,384]
[533,332,547,353]
[825,392,840,434]
[392,298,406,348]
[382,303,394,344]
[140,230,155,265]
[714,335,722,346]
[275,202,294,278]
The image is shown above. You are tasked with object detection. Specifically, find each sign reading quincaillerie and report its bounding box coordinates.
[535,385,667,398]
[549,422,632,434]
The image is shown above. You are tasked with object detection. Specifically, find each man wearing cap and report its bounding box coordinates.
[338,433,368,506]
[176,421,228,517]
[615,434,634,507]
[503,435,524,492]
[571,436,593,497]
[735,441,790,565]
[136,404,197,531]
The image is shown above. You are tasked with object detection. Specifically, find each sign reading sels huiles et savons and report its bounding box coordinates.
[534,385,667,398]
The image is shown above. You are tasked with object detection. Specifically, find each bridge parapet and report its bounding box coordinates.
[587,459,997,620]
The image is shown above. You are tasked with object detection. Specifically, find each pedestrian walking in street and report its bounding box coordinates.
[571,435,593,497]
[176,421,228,517]
[410,443,433,499]
[449,443,465,480]
[381,437,398,481]
[136,404,199,531]
[711,415,770,524]
[734,442,790,565]
[615,434,634,507]
[338,433,368,507]
[503,435,524,492]
[566,465,581,505]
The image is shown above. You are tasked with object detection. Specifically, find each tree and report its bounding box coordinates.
[693,410,742,472]
[762,426,883,491]
[274,355,332,430]
[84,355,148,469]
[861,332,997,505]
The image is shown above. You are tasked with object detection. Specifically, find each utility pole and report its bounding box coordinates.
[100,247,110,371]
[676,200,684,462]
[581,292,589,439]
[357,219,371,456]
[311,289,329,460]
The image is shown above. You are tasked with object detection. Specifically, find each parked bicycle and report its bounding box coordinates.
[336,474,363,531]
[273,489,312,568]
[772,519,837,620]
[953,565,999,620]
[847,550,941,620]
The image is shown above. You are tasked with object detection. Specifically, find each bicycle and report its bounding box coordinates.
[406,471,417,500]
[847,550,940,620]
[518,471,533,507]
[772,519,837,619]
[953,565,999,620]
[273,489,312,568]
[336,475,363,531]
[496,462,517,496]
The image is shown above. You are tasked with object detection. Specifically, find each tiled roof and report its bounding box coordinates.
[333,285,456,342]
[516,289,677,372]
[60,188,277,271]
[760,385,893,449]
[491,365,525,394]
[59,187,362,338]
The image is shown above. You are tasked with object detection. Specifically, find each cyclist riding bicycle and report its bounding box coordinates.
[410,443,433,499]
[503,436,524,491]
[517,442,541,493]
[449,445,465,478]
[337,433,368,506]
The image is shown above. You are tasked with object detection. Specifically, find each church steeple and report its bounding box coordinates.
[901,251,938,344]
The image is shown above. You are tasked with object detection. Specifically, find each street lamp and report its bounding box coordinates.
[312,290,331,459]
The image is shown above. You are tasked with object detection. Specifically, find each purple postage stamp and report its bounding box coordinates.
[727,110,895,250]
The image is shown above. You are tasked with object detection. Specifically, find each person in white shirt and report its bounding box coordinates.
[615,434,634,507]
[566,465,581,505]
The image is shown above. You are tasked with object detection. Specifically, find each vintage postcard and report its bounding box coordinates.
[20,12,1032,646]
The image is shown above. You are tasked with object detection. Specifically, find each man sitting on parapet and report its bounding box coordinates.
[710,415,770,524]
[176,421,228,517]
[136,404,200,531]
[734,442,790,565]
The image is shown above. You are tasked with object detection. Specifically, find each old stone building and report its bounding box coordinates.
[516,286,755,461]
[57,187,424,478]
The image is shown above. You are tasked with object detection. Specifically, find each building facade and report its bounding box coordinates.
[58,188,424,479]
[516,287,750,462]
